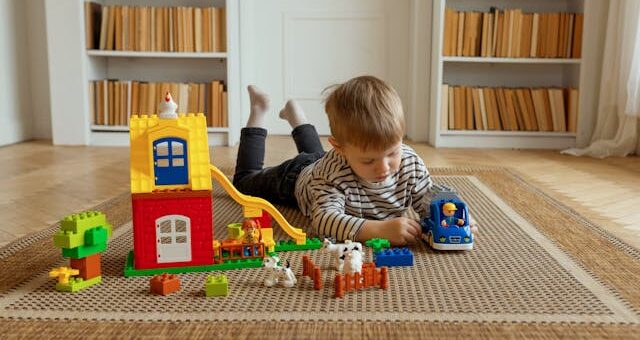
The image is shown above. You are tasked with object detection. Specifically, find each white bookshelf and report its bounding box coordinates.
[428,0,606,149]
[46,0,240,146]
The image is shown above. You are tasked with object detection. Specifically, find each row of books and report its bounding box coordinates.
[84,3,226,52]
[89,80,228,128]
[443,8,583,58]
[441,85,579,133]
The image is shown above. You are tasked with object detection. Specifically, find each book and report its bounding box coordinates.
[444,8,456,56]
[456,12,465,56]
[483,88,501,130]
[567,88,579,133]
[106,6,116,50]
[530,13,539,57]
[520,14,532,58]
[467,88,486,130]
[441,84,449,130]
[572,13,583,58]
[453,86,465,130]
[99,6,109,50]
[465,87,474,129]
[448,86,455,130]
[548,88,567,131]
[84,2,102,50]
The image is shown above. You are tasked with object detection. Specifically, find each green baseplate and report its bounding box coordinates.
[123,238,323,277]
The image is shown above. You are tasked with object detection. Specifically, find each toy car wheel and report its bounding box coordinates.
[428,233,434,248]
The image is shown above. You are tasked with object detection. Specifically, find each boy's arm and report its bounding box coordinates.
[311,187,367,241]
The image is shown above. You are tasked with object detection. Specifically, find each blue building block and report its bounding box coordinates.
[374,247,414,267]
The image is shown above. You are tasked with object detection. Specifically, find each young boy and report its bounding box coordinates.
[233,76,469,246]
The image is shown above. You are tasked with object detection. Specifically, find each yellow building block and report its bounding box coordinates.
[130,113,212,193]
[260,228,276,253]
[243,206,263,218]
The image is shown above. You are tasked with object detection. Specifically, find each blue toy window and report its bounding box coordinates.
[153,138,188,185]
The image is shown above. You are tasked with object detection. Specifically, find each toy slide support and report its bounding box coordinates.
[209,165,306,245]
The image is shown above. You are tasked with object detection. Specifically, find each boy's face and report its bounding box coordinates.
[332,138,403,183]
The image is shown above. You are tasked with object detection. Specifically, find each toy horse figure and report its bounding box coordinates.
[322,238,363,272]
[262,255,296,288]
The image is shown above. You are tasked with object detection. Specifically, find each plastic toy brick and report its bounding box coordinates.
[56,275,102,292]
[226,223,245,240]
[243,206,263,218]
[205,275,228,297]
[365,238,391,253]
[70,253,101,280]
[85,226,108,246]
[301,255,322,290]
[53,230,85,249]
[374,247,414,267]
[150,273,181,295]
[274,238,323,252]
[124,251,263,277]
[49,266,80,284]
[60,211,112,235]
[62,239,107,259]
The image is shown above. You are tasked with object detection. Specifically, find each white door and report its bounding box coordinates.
[240,0,411,135]
[156,215,192,263]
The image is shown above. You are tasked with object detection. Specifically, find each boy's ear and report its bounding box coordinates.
[328,136,343,153]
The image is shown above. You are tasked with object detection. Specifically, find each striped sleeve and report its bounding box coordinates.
[309,179,367,241]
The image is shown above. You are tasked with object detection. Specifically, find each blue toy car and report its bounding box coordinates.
[421,192,473,250]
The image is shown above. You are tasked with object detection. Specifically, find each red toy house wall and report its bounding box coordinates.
[132,190,214,269]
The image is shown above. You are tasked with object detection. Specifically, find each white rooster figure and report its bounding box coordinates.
[158,92,178,119]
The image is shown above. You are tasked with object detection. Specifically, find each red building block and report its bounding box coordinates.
[132,190,214,270]
[70,253,101,280]
[150,273,181,295]
[252,210,272,229]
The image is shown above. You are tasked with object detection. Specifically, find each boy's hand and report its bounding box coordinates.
[469,216,479,237]
[380,217,422,246]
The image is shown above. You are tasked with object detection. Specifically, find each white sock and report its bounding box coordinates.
[279,99,308,129]
[245,85,270,128]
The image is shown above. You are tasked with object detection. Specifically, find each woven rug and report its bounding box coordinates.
[1,167,640,339]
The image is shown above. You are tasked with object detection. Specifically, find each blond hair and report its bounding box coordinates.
[324,75,404,150]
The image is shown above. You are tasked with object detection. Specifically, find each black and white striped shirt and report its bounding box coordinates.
[294,144,434,241]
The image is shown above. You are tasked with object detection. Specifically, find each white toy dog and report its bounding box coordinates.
[263,255,297,288]
[322,238,363,272]
[342,245,364,274]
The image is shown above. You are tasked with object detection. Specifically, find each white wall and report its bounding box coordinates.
[27,0,52,140]
[0,0,51,147]
[0,0,33,146]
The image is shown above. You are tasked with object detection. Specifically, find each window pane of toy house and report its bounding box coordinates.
[172,142,184,155]
[176,236,187,244]
[175,220,187,232]
[173,158,184,167]
[157,159,169,167]
[156,142,169,156]
[159,220,172,233]
[160,237,172,244]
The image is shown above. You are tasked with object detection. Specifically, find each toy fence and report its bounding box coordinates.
[334,263,389,298]
[301,255,322,290]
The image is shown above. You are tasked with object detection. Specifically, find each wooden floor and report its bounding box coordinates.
[2,138,639,249]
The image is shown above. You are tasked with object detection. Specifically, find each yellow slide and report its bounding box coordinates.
[209,165,306,245]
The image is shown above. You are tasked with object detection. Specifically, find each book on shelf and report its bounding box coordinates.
[441,84,579,133]
[443,7,583,58]
[85,2,227,53]
[89,80,228,128]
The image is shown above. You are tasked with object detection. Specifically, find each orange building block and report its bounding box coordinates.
[70,253,101,280]
[150,273,181,295]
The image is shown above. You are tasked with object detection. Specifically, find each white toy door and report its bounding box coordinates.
[156,215,192,263]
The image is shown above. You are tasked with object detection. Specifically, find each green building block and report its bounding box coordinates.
[85,226,108,246]
[205,275,228,297]
[62,240,107,259]
[53,230,85,249]
[274,238,323,252]
[60,211,112,236]
[226,223,244,240]
[124,251,263,277]
[365,238,391,253]
[55,276,102,292]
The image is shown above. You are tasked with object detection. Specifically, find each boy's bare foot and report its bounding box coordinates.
[279,99,308,129]
[246,85,270,128]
